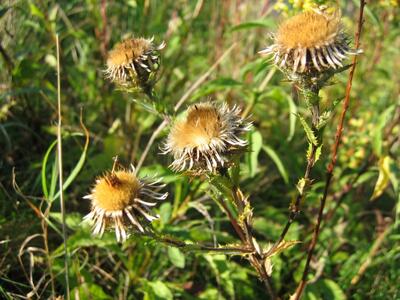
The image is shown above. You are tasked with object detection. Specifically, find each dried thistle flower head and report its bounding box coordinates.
[83,164,167,242]
[105,37,165,91]
[163,102,251,174]
[259,9,361,74]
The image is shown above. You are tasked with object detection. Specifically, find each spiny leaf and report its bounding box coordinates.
[298,114,318,146]
[264,258,273,276]
[296,177,312,196]
[264,240,301,258]
[210,175,233,198]
[315,144,323,164]
[306,143,313,161]
[238,201,252,228]
[317,97,343,130]
[317,111,332,129]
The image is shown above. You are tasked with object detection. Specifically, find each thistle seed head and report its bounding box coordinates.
[83,165,167,242]
[259,9,361,75]
[105,37,165,91]
[163,102,251,174]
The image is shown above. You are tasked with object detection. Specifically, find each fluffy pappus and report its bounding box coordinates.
[104,37,165,89]
[83,165,167,242]
[259,9,361,74]
[163,102,251,174]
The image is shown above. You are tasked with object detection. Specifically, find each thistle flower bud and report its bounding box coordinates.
[163,102,251,174]
[105,37,165,93]
[83,164,167,242]
[259,9,361,76]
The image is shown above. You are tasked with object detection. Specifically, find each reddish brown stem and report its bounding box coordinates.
[293,2,366,299]
[215,196,247,242]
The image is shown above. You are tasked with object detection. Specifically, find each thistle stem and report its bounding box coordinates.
[214,196,247,242]
[215,170,276,298]
[143,231,253,254]
[265,97,320,259]
[293,2,365,298]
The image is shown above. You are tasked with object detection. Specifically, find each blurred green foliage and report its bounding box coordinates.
[0,0,399,299]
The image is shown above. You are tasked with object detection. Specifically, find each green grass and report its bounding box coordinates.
[0,1,399,299]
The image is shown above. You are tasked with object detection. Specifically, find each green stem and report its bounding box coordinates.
[142,230,252,254]
[266,88,321,258]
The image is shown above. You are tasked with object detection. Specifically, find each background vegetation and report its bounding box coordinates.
[1,0,399,299]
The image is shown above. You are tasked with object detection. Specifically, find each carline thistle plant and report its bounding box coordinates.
[83,163,167,242]
[163,102,251,174]
[260,7,362,128]
[104,37,165,95]
[259,8,361,79]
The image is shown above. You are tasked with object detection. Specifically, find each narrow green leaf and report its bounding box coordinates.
[53,133,89,201]
[262,145,289,184]
[230,19,274,31]
[72,283,111,299]
[49,156,58,201]
[395,193,400,229]
[41,140,57,199]
[248,130,263,177]
[372,105,395,156]
[286,95,297,142]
